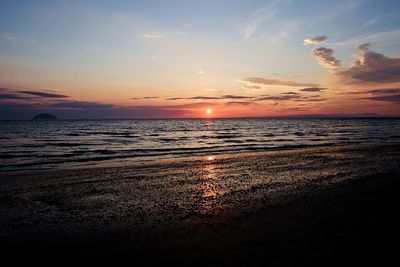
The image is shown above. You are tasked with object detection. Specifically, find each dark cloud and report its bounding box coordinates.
[0,92,29,100]
[166,95,254,101]
[281,92,300,95]
[48,101,114,109]
[221,95,254,99]
[313,43,400,84]
[363,94,400,103]
[225,101,253,106]
[242,77,318,87]
[165,97,184,100]
[17,90,69,98]
[337,44,400,83]
[131,96,159,100]
[300,87,326,92]
[0,101,192,119]
[304,35,327,46]
[294,98,327,102]
[154,102,218,109]
[343,88,400,95]
[257,95,301,101]
[366,88,400,94]
[188,96,220,100]
[312,47,341,68]
[282,107,310,112]
[166,96,220,100]
[338,44,400,83]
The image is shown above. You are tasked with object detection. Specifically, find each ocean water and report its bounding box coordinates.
[1,118,400,172]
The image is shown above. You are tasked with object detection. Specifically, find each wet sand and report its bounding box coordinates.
[1,144,400,266]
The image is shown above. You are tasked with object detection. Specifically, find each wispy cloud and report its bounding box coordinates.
[0,92,29,100]
[324,0,365,20]
[334,28,400,46]
[48,101,113,109]
[241,77,319,87]
[281,91,300,95]
[241,0,280,40]
[225,101,254,106]
[363,94,400,103]
[17,90,69,98]
[166,95,254,101]
[242,85,261,89]
[342,88,400,95]
[0,88,69,100]
[131,96,159,100]
[364,17,379,27]
[143,33,165,39]
[257,95,301,101]
[300,87,326,92]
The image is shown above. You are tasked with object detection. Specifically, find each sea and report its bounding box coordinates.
[1,118,400,172]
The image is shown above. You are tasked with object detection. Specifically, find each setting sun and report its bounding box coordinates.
[206,109,212,115]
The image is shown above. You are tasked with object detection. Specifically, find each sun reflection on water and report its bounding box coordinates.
[198,155,227,216]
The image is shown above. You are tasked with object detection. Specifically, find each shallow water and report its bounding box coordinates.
[1,118,400,171]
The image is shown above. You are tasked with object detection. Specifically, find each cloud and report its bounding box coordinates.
[166,96,219,100]
[131,96,159,100]
[281,92,300,95]
[175,31,186,36]
[257,95,301,101]
[334,28,400,47]
[242,85,261,89]
[312,47,341,69]
[364,17,379,27]
[221,95,253,99]
[166,95,254,101]
[324,0,365,20]
[363,94,400,103]
[0,92,29,100]
[225,101,254,106]
[293,98,327,102]
[337,43,400,83]
[300,87,326,92]
[48,101,114,109]
[17,90,69,98]
[241,0,279,40]
[143,33,165,39]
[343,88,400,95]
[160,102,218,109]
[303,35,327,46]
[366,88,400,94]
[0,102,189,119]
[242,77,319,87]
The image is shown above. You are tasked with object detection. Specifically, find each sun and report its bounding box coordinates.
[206,108,212,115]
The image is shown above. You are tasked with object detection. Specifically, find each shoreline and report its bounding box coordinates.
[1,143,400,265]
[1,142,399,175]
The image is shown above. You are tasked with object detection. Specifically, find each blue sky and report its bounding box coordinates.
[1,0,400,118]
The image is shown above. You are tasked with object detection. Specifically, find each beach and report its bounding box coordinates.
[1,144,400,265]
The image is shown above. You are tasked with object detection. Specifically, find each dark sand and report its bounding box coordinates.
[1,144,400,266]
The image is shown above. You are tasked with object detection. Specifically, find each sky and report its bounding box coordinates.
[1,0,400,119]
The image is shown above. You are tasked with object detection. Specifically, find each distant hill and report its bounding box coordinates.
[32,113,58,120]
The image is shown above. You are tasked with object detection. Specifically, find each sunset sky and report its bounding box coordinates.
[1,0,400,119]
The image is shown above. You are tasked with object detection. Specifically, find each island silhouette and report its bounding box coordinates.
[32,113,58,120]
